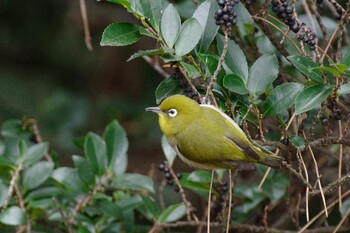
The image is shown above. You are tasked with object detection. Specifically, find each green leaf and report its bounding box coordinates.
[128,48,171,62]
[23,142,48,167]
[155,78,184,104]
[1,120,23,138]
[197,53,219,76]
[264,83,304,116]
[23,161,54,190]
[340,49,350,67]
[175,18,202,56]
[136,0,168,32]
[289,136,305,151]
[295,85,333,115]
[263,173,289,202]
[101,22,142,47]
[84,133,107,177]
[179,173,211,193]
[157,203,186,223]
[137,196,160,220]
[193,0,219,53]
[51,167,84,193]
[72,155,95,187]
[217,34,248,81]
[18,139,27,158]
[223,74,249,95]
[95,199,123,219]
[248,54,279,96]
[107,0,132,9]
[310,66,340,76]
[161,4,181,48]
[287,55,323,83]
[0,206,25,226]
[187,170,212,183]
[0,180,9,207]
[113,173,155,193]
[104,120,128,175]
[180,61,201,79]
[161,135,177,166]
[338,83,350,96]
[340,198,350,217]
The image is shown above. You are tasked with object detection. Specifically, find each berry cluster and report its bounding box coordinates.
[296,25,317,51]
[327,99,342,121]
[170,69,199,102]
[271,0,317,51]
[159,161,182,192]
[211,182,229,218]
[214,0,239,27]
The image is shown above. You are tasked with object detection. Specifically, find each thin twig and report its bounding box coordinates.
[320,24,339,63]
[52,197,73,233]
[338,120,343,208]
[2,161,23,210]
[168,165,198,221]
[298,188,350,233]
[142,56,169,78]
[205,29,229,102]
[207,170,214,233]
[298,150,310,222]
[79,0,93,51]
[332,207,350,233]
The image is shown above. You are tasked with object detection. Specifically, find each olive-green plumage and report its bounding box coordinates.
[146,95,283,170]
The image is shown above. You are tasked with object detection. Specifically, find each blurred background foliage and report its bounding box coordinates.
[0,0,166,169]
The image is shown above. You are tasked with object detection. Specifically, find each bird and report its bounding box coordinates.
[146,95,283,170]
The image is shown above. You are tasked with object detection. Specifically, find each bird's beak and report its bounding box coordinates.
[145,107,163,114]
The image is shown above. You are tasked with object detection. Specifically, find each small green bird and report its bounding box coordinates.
[146,95,283,170]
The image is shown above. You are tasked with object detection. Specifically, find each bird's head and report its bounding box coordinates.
[146,95,201,137]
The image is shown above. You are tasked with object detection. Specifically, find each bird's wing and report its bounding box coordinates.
[200,104,262,161]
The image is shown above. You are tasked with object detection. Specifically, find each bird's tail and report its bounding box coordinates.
[256,148,284,169]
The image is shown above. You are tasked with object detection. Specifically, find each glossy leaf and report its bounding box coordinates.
[18,139,27,158]
[340,49,350,67]
[107,0,132,9]
[0,181,8,207]
[1,120,23,138]
[175,18,202,56]
[128,48,172,62]
[84,132,107,177]
[113,173,155,193]
[51,167,84,193]
[295,85,333,115]
[161,4,181,48]
[248,54,279,96]
[179,173,211,193]
[223,74,249,95]
[23,161,54,190]
[180,61,201,79]
[197,53,219,76]
[136,0,168,32]
[340,198,350,217]
[264,83,304,116]
[289,136,305,151]
[104,120,128,175]
[287,55,323,83]
[137,196,160,220]
[72,155,95,187]
[310,66,340,76]
[193,0,219,53]
[0,206,25,226]
[187,170,212,183]
[101,23,141,47]
[157,203,186,223]
[155,78,184,104]
[23,142,48,167]
[161,135,177,166]
[338,83,350,96]
[217,34,248,81]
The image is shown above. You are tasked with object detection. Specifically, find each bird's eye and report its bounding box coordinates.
[167,109,177,118]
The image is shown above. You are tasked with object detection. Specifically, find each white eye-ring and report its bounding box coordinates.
[167,109,177,118]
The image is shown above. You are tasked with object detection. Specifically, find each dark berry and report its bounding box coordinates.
[272,6,279,13]
[271,0,278,6]
[218,0,225,6]
[159,163,165,171]
[281,137,289,145]
[286,6,293,14]
[321,117,328,126]
[291,23,300,33]
[174,186,180,192]
[164,172,171,180]
[176,173,182,179]
[167,179,174,185]
[316,0,323,4]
